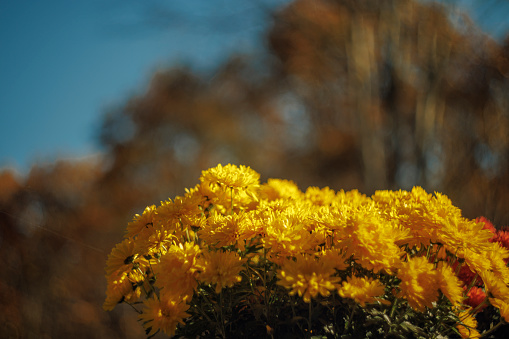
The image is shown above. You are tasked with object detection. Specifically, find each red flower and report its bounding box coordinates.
[452,260,482,286]
[464,286,487,312]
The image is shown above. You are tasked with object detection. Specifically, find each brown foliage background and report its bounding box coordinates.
[1,0,508,337]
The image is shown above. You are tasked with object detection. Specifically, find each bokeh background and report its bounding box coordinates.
[1,0,509,337]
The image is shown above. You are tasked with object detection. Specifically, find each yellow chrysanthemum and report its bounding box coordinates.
[125,205,157,239]
[261,207,319,262]
[317,248,348,271]
[199,212,252,248]
[479,270,509,301]
[304,186,337,206]
[341,205,409,273]
[277,255,340,303]
[439,216,493,258]
[135,229,176,257]
[259,178,302,201]
[489,298,509,322]
[456,308,480,339]
[338,275,386,307]
[103,270,139,311]
[198,250,245,294]
[155,242,202,299]
[436,261,464,307]
[200,163,260,189]
[139,297,190,337]
[397,256,439,312]
[105,238,149,282]
[155,195,205,231]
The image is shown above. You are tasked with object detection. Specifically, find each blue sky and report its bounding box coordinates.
[0,0,508,175]
[0,0,287,173]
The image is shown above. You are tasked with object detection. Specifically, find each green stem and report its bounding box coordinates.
[125,301,142,314]
[390,298,398,319]
[343,303,357,335]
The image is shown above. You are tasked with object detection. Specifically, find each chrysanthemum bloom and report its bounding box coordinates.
[155,195,206,232]
[135,229,176,256]
[479,270,509,301]
[199,212,251,249]
[304,186,337,206]
[464,286,487,312]
[262,207,319,262]
[125,204,157,239]
[439,216,493,258]
[338,275,386,307]
[484,243,509,284]
[342,206,409,273]
[437,261,464,307]
[456,308,480,339]
[372,187,441,247]
[489,298,509,322]
[103,270,140,311]
[259,178,302,201]
[155,242,202,299]
[198,250,245,293]
[139,297,190,337]
[105,238,149,283]
[318,248,348,271]
[277,255,340,303]
[200,163,260,189]
[397,256,439,312]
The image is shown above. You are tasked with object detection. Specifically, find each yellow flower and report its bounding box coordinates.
[304,186,337,206]
[105,238,149,282]
[155,195,205,231]
[125,205,157,239]
[489,298,509,322]
[456,308,480,339]
[200,163,260,189]
[341,204,408,273]
[338,275,386,307]
[135,230,177,257]
[155,242,202,300]
[259,178,302,201]
[397,256,439,312]
[317,248,348,271]
[139,297,190,337]
[261,206,319,262]
[199,212,251,248]
[479,270,509,301]
[436,261,464,307]
[439,216,493,257]
[198,250,245,293]
[277,255,340,303]
[103,270,138,311]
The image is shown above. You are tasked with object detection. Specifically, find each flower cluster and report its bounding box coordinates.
[104,164,509,338]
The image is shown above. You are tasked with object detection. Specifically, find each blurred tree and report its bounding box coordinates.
[1,0,509,338]
[268,0,509,224]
